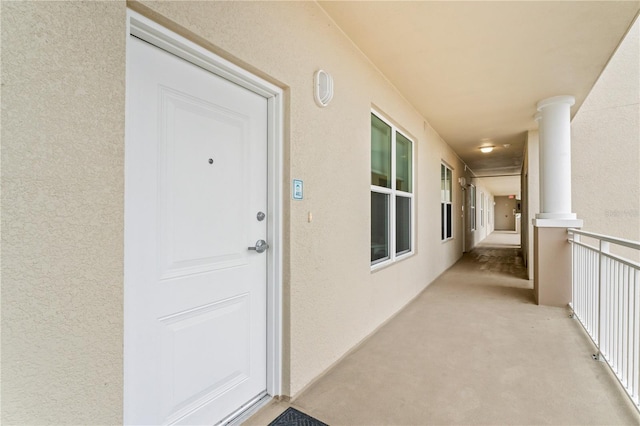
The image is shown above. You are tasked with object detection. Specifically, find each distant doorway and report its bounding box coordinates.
[494,196,517,231]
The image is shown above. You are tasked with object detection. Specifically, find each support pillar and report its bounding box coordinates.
[534,113,544,214]
[537,95,576,220]
[533,95,583,307]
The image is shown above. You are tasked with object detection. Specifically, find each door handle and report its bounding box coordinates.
[248,239,269,254]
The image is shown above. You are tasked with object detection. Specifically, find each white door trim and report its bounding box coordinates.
[125,7,283,408]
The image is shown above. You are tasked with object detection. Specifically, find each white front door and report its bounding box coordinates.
[125,34,268,425]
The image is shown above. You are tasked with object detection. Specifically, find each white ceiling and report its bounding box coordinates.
[318,1,639,194]
[474,176,521,197]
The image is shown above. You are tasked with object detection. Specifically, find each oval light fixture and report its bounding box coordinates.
[314,69,334,107]
[480,146,495,153]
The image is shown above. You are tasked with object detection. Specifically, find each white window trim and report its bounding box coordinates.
[480,192,485,227]
[470,184,477,231]
[441,162,454,241]
[371,109,415,270]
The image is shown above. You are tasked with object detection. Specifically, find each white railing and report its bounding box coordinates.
[568,228,640,408]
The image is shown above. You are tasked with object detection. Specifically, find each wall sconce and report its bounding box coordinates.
[314,70,334,107]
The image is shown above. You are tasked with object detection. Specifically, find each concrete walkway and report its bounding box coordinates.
[246,232,639,425]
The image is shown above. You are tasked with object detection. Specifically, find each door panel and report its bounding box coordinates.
[125,35,268,425]
[494,196,517,231]
[158,294,251,419]
[158,87,251,278]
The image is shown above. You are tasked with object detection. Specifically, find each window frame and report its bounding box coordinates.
[440,162,454,241]
[470,184,477,231]
[370,109,415,269]
[480,192,485,227]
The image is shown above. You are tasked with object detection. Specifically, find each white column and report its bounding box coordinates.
[534,112,544,214]
[532,96,582,307]
[535,95,576,220]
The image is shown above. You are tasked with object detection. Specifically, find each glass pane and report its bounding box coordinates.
[396,196,411,255]
[441,164,446,201]
[441,202,445,240]
[371,192,389,263]
[396,132,412,193]
[371,114,391,188]
[446,203,453,239]
[470,185,476,205]
[470,187,476,230]
[446,167,452,202]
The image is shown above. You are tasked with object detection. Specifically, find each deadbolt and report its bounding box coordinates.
[257,211,266,221]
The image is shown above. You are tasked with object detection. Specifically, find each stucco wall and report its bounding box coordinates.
[1,2,126,424]
[2,1,469,422]
[521,130,540,280]
[131,1,467,397]
[572,18,639,248]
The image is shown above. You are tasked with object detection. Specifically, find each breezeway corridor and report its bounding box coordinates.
[247,232,639,425]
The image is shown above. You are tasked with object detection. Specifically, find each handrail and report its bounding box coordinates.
[568,228,640,411]
[570,239,640,270]
[568,228,640,251]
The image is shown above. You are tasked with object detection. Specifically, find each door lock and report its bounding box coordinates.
[248,239,269,254]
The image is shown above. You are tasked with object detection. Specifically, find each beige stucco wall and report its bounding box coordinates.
[572,18,640,248]
[533,227,573,307]
[133,0,468,397]
[521,130,540,280]
[1,2,126,424]
[2,1,469,422]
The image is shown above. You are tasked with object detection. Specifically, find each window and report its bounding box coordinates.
[371,111,414,266]
[470,185,476,231]
[440,163,453,240]
[480,192,485,227]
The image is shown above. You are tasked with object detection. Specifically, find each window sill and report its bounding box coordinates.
[370,251,415,273]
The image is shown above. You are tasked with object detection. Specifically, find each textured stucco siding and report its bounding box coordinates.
[2,1,471,422]
[521,130,540,280]
[572,18,640,250]
[1,2,126,424]
[131,0,468,396]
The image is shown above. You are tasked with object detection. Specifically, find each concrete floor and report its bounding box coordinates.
[246,232,640,425]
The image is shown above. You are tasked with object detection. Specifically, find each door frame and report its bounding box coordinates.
[124,8,284,414]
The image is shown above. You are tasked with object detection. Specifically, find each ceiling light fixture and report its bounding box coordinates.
[480,146,494,153]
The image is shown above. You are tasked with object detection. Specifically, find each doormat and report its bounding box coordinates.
[267,407,329,426]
